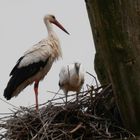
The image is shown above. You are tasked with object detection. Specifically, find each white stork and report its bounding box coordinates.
[59,62,85,105]
[4,14,69,111]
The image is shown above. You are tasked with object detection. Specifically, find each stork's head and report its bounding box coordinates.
[44,14,69,35]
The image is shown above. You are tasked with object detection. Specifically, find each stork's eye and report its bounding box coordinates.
[52,16,55,19]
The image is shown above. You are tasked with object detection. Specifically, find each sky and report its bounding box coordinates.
[0,0,96,114]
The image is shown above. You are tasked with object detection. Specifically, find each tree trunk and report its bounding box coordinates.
[85,0,140,135]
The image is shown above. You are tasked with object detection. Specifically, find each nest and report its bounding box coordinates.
[0,79,135,139]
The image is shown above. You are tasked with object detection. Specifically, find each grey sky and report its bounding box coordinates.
[0,0,95,113]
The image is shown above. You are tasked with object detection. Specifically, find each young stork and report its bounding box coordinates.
[59,62,85,105]
[4,14,69,111]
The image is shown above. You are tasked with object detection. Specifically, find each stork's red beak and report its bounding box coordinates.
[52,19,69,35]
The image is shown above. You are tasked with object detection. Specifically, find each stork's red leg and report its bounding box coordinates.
[34,80,39,112]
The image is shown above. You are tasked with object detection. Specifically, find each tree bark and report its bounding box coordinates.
[85,0,140,135]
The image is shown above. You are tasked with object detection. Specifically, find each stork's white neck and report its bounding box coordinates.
[45,20,53,33]
[45,20,59,39]
[45,20,62,58]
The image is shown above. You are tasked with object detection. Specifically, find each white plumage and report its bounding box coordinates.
[4,14,69,111]
[59,62,85,104]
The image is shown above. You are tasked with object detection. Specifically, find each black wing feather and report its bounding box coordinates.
[4,56,50,100]
[10,56,24,76]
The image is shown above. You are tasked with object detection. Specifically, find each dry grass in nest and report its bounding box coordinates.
[0,77,135,140]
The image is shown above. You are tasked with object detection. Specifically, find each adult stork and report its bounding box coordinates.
[59,62,85,105]
[4,14,69,111]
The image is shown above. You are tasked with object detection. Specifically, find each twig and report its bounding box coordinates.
[86,71,99,88]
[70,122,83,133]
[0,97,19,109]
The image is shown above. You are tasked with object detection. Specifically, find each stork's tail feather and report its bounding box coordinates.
[4,86,13,100]
[4,68,33,100]
[4,75,22,100]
